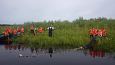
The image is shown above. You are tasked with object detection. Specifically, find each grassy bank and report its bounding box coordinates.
[11,19,115,51]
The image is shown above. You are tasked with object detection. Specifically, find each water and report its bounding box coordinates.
[0,44,115,65]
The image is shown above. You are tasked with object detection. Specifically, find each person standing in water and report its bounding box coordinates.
[47,25,55,37]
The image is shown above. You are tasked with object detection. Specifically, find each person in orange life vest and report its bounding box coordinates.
[13,28,17,36]
[21,26,24,33]
[97,29,103,37]
[38,27,44,33]
[2,31,9,37]
[17,26,21,35]
[3,27,11,38]
[89,28,98,39]
[8,28,12,34]
[101,28,107,37]
[5,27,12,34]
[17,26,21,32]
[92,28,98,36]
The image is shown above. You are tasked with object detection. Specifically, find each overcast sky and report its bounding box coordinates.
[0,0,115,24]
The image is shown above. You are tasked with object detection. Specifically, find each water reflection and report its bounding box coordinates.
[0,43,115,65]
[4,44,26,51]
[2,44,106,58]
[48,48,53,58]
[0,36,109,59]
[89,50,105,58]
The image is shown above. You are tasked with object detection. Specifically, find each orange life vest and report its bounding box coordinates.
[5,27,12,34]
[17,27,21,32]
[13,29,17,35]
[98,29,103,37]
[3,31,9,36]
[38,27,44,33]
[92,28,98,36]
[21,27,24,33]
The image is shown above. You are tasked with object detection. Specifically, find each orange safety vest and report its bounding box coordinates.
[5,28,9,32]
[98,29,103,37]
[38,27,44,33]
[92,28,98,36]
[9,29,12,34]
[5,27,10,33]
[21,27,24,33]
[3,31,9,36]
[17,27,21,32]
[13,29,17,35]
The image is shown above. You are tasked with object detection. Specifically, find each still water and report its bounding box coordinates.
[0,43,115,65]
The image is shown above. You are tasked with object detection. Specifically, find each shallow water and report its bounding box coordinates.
[0,44,115,65]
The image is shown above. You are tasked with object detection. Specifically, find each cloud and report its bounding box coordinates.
[0,0,115,24]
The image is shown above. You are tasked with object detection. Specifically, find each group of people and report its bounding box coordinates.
[30,24,44,36]
[2,24,107,39]
[2,26,24,37]
[89,28,107,38]
[30,24,55,37]
[1,24,55,38]
[77,28,107,50]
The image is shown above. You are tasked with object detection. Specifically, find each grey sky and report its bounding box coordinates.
[0,0,115,24]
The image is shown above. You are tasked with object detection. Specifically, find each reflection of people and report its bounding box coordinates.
[30,48,34,53]
[18,45,21,51]
[89,50,105,58]
[48,48,53,58]
[47,25,55,37]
